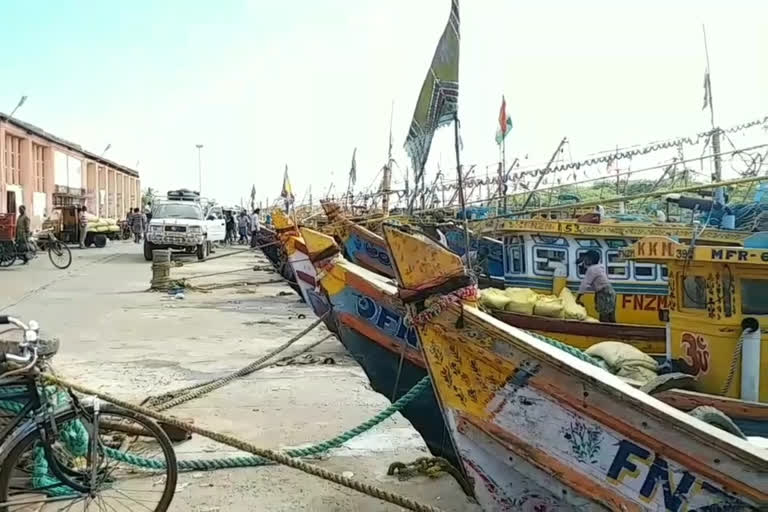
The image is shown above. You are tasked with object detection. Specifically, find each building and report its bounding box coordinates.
[0,113,140,230]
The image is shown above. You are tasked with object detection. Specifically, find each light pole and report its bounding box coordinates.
[195,144,204,194]
[8,95,27,120]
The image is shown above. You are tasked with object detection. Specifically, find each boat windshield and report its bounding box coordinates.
[153,203,203,220]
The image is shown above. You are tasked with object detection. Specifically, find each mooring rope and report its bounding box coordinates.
[144,312,330,410]
[40,373,444,512]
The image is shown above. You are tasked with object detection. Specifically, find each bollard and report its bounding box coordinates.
[150,249,172,290]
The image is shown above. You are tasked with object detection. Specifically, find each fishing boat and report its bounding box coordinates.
[298,226,458,465]
[621,234,768,434]
[317,206,666,354]
[381,224,767,511]
[456,217,753,325]
[319,200,397,278]
[270,210,336,332]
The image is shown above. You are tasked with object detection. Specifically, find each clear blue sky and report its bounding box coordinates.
[2,0,767,207]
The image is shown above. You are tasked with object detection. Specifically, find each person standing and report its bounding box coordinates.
[577,250,616,323]
[225,211,236,245]
[250,208,261,247]
[79,205,90,249]
[130,207,146,243]
[237,210,251,244]
[15,205,31,264]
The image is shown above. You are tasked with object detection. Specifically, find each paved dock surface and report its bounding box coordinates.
[0,241,479,511]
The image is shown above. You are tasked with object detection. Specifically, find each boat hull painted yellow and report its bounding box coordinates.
[383,226,767,511]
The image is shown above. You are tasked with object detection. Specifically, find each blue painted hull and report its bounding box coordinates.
[336,324,458,466]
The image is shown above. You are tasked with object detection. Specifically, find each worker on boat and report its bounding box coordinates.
[576,249,616,323]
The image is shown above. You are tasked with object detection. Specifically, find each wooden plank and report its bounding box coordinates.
[654,389,768,421]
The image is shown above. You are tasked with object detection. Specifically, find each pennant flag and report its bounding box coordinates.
[281,165,294,201]
[702,71,712,111]
[404,0,460,178]
[495,95,513,144]
[350,148,357,186]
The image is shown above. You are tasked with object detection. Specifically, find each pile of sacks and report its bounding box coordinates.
[84,213,120,234]
[479,287,599,322]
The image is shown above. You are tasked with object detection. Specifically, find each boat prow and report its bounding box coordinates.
[382,226,768,511]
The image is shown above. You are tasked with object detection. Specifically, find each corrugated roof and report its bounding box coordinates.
[0,112,139,178]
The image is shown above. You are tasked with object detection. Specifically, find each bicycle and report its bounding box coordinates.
[0,232,71,270]
[0,316,177,511]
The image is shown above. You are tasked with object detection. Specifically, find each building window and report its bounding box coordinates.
[33,144,46,192]
[682,275,707,310]
[4,134,22,185]
[741,278,768,315]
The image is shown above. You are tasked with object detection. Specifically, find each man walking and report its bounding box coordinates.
[79,205,90,249]
[130,207,147,243]
[15,205,31,264]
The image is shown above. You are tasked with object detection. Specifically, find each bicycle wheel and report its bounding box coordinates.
[0,403,177,511]
[0,243,15,268]
[47,242,72,270]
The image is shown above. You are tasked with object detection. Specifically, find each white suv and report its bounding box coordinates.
[144,201,226,261]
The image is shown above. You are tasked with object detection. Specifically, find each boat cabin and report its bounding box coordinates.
[467,218,751,325]
[624,235,768,402]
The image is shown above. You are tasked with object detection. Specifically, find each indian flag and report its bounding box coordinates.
[495,95,512,145]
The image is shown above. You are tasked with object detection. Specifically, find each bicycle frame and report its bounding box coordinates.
[0,374,93,494]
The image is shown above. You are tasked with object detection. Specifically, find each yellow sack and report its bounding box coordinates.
[503,287,537,315]
[584,316,600,323]
[480,289,512,310]
[559,287,588,320]
[585,341,658,385]
[533,295,564,318]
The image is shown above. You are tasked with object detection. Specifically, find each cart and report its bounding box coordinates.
[45,206,108,248]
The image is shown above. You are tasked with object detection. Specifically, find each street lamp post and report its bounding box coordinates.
[8,95,27,120]
[195,144,204,194]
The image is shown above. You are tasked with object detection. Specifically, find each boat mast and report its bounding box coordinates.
[454,113,472,261]
[382,102,394,216]
[702,24,723,193]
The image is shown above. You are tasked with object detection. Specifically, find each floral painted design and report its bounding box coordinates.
[561,421,602,464]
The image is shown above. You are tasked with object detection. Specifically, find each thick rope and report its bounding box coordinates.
[40,373,444,512]
[0,377,431,471]
[145,312,330,410]
[721,328,747,395]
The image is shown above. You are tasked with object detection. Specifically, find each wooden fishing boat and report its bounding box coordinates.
[299,226,458,466]
[271,210,336,332]
[622,234,768,435]
[381,224,767,511]
[317,206,667,354]
[319,200,397,278]
[459,217,752,326]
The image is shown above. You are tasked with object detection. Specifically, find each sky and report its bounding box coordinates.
[1,0,767,208]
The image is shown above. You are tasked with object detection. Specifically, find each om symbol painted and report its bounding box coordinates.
[680,332,710,376]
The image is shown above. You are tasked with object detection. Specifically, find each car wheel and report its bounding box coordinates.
[144,241,155,261]
[196,242,207,260]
